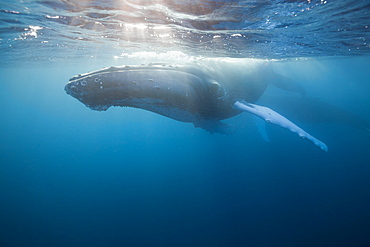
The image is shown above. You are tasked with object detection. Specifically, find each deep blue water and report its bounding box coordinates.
[1,1,370,247]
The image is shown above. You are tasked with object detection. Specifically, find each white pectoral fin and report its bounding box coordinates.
[234,101,328,152]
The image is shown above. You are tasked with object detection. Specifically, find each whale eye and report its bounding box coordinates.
[208,80,225,98]
[208,80,220,92]
[210,83,219,91]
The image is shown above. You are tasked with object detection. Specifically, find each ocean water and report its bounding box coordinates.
[1,1,370,247]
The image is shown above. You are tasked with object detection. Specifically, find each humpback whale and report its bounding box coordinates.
[65,63,328,151]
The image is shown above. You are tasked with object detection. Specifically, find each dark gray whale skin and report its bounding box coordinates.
[65,63,268,129]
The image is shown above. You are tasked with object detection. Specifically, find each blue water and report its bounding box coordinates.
[1,1,370,247]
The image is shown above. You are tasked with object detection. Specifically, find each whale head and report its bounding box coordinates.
[64,64,228,119]
[65,66,130,111]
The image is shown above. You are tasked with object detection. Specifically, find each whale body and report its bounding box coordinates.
[65,63,328,151]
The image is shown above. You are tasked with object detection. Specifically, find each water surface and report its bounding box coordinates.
[1,1,370,247]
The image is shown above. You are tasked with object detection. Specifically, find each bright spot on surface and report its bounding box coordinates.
[125,23,148,30]
[22,26,43,38]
